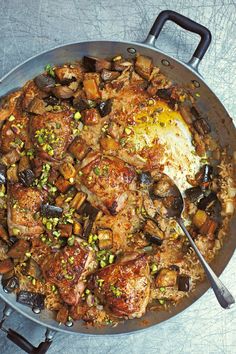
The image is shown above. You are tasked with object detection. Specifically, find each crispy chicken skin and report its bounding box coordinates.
[30,110,74,160]
[0,90,22,122]
[88,254,150,319]
[41,242,95,306]
[80,151,136,215]
[7,183,46,238]
[0,93,32,153]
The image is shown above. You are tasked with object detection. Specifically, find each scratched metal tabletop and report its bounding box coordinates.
[0,0,235,353]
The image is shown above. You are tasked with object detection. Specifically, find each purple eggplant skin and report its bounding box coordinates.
[0,164,7,184]
[144,232,163,246]
[156,88,172,100]
[78,201,99,239]
[73,98,89,111]
[202,164,213,184]
[185,186,204,203]
[138,171,153,185]
[178,275,190,292]
[198,192,222,217]
[44,95,59,106]
[18,169,35,187]
[17,290,45,310]
[97,99,112,117]
[2,275,19,293]
[34,74,55,92]
[41,204,63,218]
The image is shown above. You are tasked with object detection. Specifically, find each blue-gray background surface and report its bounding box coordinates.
[0,0,235,353]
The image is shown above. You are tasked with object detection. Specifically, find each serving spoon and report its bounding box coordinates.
[154,174,235,309]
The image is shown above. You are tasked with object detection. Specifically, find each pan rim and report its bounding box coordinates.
[0,39,235,335]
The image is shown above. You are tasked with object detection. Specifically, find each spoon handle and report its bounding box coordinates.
[177,217,235,309]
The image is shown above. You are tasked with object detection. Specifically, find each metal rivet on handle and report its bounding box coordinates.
[192,80,200,88]
[161,59,170,66]
[127,48,136,54]
[65,320,73,327]
[32,307,41,314]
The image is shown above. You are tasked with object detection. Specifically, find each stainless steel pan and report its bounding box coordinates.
[0,10,235,354]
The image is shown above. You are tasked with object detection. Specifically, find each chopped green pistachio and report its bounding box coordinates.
[108,254,115,264]
[93,167,100,176]
[51,284,57,292]
[0,192,5,197]
[150,263,158,275]
[64,274,74,280]
[56,123,61,129]
[25,252,31,258]
[195,93,200,97]
[9,115,15,121]
[148,99,154,106]
[41,235,47,243]
[52,230,61,238]
[12,227,20,236]
[110,284,122,297]
[32,278,36,286]
[125,127,132,135]
[45,64,55,77]
[69,177,74,183]
[68,256,74,265]
[85,289,90,295]
[88,176,93,181]
[100,260,107,268]
[78,171,83,176]
[67,235,75,246]
[46,221,52,230]
[159,299,165,305]
[74,111,81,120]
[97,279,104,287]
[160,287,166,293]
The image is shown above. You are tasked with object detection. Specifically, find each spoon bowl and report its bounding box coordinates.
[150,173,235,309]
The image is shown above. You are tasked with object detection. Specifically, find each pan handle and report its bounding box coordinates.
[0,304,55,354]
[144,10,212,71]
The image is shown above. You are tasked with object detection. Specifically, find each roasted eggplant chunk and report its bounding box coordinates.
[138,171,153,185]
[143,219,164,246]
[185,186,204,202]
[83,56,111,72]
[17,290,45,309]
[178,275,191,292]
[40,204,63,218]
[155,268,178,288]
[0,164,7,184]
[97,99,112,117]
[34,74,55,92]
[18,168,35,187]
[2,275,19,293]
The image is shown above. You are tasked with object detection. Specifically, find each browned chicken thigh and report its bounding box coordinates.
[7,183,46,238]
[80,152,136,215]
[30,110,74,161]
[88,254,150,319]
[41,242,95,306]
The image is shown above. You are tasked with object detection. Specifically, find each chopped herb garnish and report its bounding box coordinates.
[67,235,75,246]
[150,263,158,275]
[9,115,15,121]
[45,64,55,77]
[110,285,122,297]
[93,167,100,176]
[74,112,81,120]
